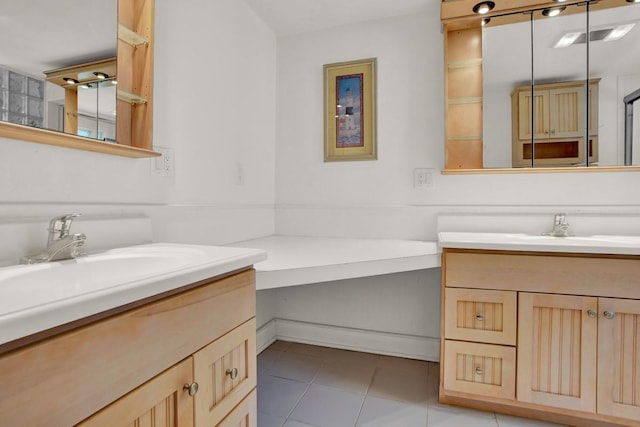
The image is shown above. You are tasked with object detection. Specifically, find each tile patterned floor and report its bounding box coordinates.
[257,341,568,427]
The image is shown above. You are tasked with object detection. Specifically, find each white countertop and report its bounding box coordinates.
[231,235,440,290]
[439,231,640,255]
[0,243,266,346]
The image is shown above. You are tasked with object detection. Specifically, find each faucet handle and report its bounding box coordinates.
[48,213,81,239]
[554,213,568,225]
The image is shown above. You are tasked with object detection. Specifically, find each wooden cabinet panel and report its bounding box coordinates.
[548,87,584,139]
[217,389,257,427]
[511,80,598,166]
[0,270,255,427]
[517,293,597,412]
[518,90,549,140]
[597,298,640,420]
[444,250,640,299]
[443,340,515,399]
[444,288,516,345]
[76,358,194,427]
[194,319,256,427]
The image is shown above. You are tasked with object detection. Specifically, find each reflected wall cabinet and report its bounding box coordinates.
[440,249,640,427]
[511,80,599,167]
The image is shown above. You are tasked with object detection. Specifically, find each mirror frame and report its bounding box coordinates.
[0,0,159,159]
[440,0,640,173]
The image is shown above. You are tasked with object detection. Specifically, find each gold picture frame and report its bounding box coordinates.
[323,58,377,161]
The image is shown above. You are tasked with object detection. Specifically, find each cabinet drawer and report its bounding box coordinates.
[218,389,257,427]
[194,318,256,427]
[444,288,517,345]
[443,340,515,400]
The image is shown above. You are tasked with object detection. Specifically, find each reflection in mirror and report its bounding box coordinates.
[625,88,640,164]
[530,3,589,167]
[482,13,532,168]
[447,0,640,170]
[590,3,640,165]
[0,1,116,142]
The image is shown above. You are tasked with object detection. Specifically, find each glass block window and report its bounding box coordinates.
[0,67,45,128]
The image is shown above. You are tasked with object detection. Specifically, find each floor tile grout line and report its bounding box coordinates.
[352,363,379,427]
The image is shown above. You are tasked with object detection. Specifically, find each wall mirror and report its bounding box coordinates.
[442,0,640,171]
[0,0,157,158]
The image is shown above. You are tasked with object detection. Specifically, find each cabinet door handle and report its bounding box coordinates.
[183,382,199,396]
[603,311,615,319]
[475,367,483,376]
[475,314,485,321]
[587,309,598,318]
[226,368,239,380]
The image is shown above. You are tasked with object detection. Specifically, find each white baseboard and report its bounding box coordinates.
[256,318,440,362]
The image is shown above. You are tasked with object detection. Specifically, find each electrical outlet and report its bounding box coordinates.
[414,168,434,188]
[153,147,175,177]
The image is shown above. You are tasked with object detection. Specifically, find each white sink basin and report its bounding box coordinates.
[0,243,266,346]
[438,232,640,255]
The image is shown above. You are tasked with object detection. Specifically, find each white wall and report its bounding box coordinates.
[274,5,640,237]
[0,0,277,264]
[267,4,640,360]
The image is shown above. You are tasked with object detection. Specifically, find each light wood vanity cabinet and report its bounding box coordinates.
[511,80,599,167]
[441,249,640,427]
[0,269,257,427]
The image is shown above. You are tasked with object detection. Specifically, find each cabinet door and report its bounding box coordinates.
[444,288,517,345]
[517,293,597,412]
[76,358,194,427]
[518,90,549,140]
[597,298,640,420]
[194,318,256,427]
[217,389,257,427]
[548,86,585,139]
[443,340,516,399]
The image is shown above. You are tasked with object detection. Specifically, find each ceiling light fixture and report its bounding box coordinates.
[542,6,566,17]
[604,23,636,41]
[63,77,79,85]
[626,0,640,3]
[93,72,109,80]
[554,31,581,47]
[472,1,495,15]
[482,18,491,26]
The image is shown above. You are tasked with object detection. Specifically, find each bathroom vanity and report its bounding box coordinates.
[439,232,640,427]
[0,243,266,427]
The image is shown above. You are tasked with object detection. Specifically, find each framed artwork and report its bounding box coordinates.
[323,58,377,161]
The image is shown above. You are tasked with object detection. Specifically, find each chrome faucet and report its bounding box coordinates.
[21,213,87,264]
[549,213,570,237]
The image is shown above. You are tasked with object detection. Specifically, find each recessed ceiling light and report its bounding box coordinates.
[473,1,495,15]
[626,0,640,3]
[604,23,636,41]
[482,18,491,26]
[93,72,109,80]
[63,77,78,85]
[554,32,581,48]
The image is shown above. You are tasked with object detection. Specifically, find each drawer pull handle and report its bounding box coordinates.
[587,309,598,318]
[226,368,239,380]
[475,367,483,376]
[603,311,615,320]
[475,314,484,321]
[183,382,199,396]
